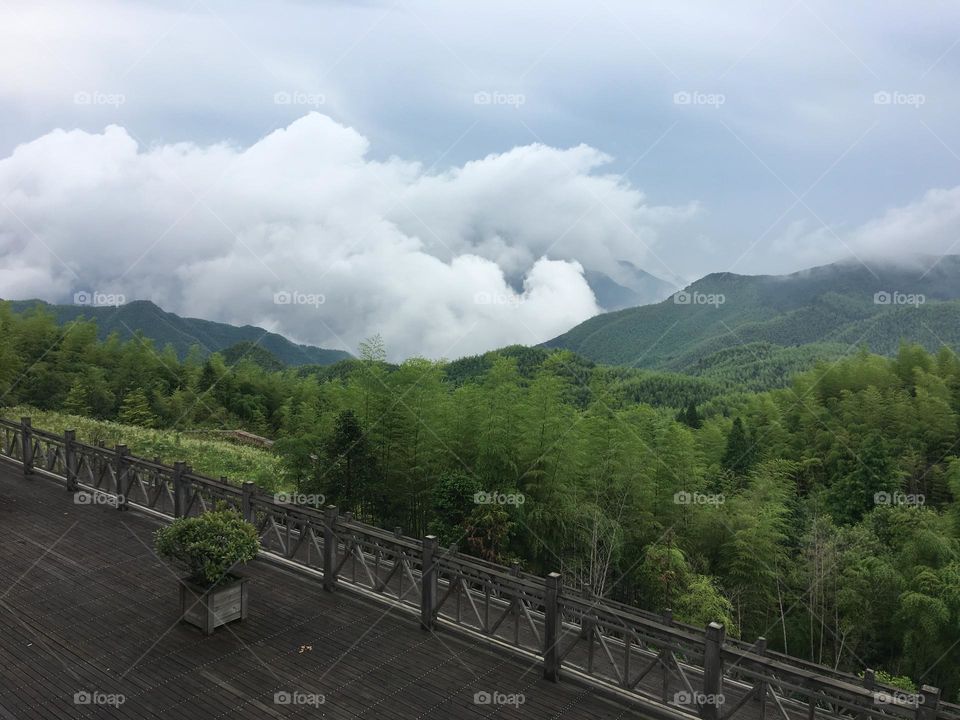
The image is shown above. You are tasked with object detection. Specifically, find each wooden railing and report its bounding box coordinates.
[2,416,956,720]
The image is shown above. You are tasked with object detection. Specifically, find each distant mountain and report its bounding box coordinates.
[546,256,960,380]
[584,262,678,311]
[4,299,351,367]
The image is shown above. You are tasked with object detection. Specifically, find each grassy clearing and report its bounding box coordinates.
[2,405,284,490]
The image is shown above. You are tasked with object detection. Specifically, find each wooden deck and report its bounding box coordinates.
[0,462,642,719]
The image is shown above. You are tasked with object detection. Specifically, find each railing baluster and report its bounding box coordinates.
[323,505,338,592]
[64,429,78,492]
[241,482,255,523]
[420,535,438,630]
[20,417,33,476]
[172,461,186,517]
[623,632,632,689]
[115,444,129,510]
[663,608,673,703]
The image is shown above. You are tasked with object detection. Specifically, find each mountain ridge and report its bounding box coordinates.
[2,298,351,367]
[545,255,960,375]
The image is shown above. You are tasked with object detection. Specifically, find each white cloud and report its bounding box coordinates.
[774,185,960,270]
[0,113,696,359]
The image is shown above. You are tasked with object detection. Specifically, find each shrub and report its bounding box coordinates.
[154,509,260,586]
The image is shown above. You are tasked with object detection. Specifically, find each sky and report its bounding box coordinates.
[1,0,960,359]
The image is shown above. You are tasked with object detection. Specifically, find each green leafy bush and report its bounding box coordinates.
[154,510,260,586]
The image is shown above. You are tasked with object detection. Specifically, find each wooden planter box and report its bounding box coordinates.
[178,575,249,635]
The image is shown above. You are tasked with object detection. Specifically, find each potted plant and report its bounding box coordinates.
[154,509,260,634]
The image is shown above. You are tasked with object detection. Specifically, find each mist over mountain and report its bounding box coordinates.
[584,262,678,311]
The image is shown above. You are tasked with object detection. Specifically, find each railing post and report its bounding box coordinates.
[323,505,339,592]
[858,670,875,720]
[702,622,726,720]
[421,535,438,630]
[543,572,562,682]
[172,461,186,517]
[754,637,768,719]
[917,686,940,720]
[662,609,673,703]
[115,444,129,510]
[20,417,33,476]
[241,482,256,523]
[64,429,78,491]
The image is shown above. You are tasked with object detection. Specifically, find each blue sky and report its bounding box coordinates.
[2,1,960,357]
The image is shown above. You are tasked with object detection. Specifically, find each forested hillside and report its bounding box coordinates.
[3,298,351,366]
[3,301,960,696]
[547,257,960,386]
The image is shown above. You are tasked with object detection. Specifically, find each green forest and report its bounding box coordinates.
[2,302,960,696]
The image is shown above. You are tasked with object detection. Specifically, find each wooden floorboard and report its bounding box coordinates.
[0,463,648,719]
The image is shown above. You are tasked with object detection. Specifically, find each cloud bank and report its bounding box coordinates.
[775,186,960,271]
[0,113,694,359]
